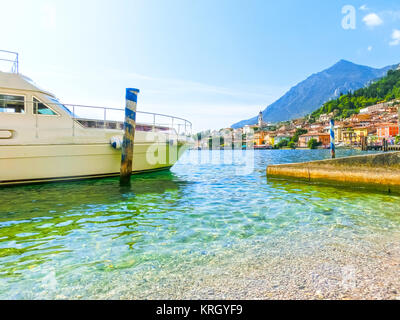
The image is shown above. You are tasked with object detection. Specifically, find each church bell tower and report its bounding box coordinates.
[258,111,264,128]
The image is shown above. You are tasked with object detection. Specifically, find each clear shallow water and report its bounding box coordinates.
[0,149,400,299]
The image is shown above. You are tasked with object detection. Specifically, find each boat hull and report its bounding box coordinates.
[0,142,189,186]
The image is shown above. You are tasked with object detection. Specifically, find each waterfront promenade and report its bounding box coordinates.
[267,151,400,193]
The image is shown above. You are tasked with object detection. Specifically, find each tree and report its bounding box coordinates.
[308,138,321,149]
[288,141,296,149]
[275,139,289,149]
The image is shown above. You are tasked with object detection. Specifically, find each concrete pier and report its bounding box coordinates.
[267,151,400,193]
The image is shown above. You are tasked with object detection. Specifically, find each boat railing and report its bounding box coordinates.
[0,98,192,137]
[66,104,192,137]
[0,50,19,74]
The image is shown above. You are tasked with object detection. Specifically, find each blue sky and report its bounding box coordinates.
[1,0,400,131]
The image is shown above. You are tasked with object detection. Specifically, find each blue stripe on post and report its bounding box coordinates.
[125,108,136,122]
[126,88,140,103]
[330,119,335,159]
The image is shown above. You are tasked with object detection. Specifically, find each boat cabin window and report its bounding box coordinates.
[33,97,57,115]
[47,97,75,116]
[0,94,25,113]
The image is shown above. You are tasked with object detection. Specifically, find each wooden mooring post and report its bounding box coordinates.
[383,138,388,152]
[361,136,368,151]
[120,88,140,186]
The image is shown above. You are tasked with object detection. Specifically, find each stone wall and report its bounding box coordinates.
[267,152,400,193]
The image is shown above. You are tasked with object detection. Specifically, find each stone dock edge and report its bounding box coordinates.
[266,151,400,194]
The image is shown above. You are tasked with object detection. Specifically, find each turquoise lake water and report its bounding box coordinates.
[1,149,400,299]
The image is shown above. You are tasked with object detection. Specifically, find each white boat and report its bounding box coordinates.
[0,50,192,186]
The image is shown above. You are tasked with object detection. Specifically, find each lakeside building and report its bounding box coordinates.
[298,132,330,148]
[376,123,399,139]
[264,132,276,146]
[253,131,266,146]
[253,130,286,146]
[274,133,292,145]
[322,123,349,143]
[353,126,377,143]
[342,128,357,145]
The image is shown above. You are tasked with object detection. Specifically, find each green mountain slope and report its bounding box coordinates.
[311,68,400,120]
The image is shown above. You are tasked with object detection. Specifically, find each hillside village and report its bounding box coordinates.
[196,68,400,150]
[195,101,400,150]
[248,101,398,149]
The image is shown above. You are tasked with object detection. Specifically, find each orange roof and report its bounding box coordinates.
[375,123,399,128]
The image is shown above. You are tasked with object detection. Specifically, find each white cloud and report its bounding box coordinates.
[367,46,373,51]
[359,5,368,11]
[362,13,383,27]
[389,29,400,46]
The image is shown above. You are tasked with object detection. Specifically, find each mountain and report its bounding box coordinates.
[311,67,400,120]
[231,60,398,128]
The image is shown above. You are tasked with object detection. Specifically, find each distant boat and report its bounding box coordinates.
[0,50,192,186]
